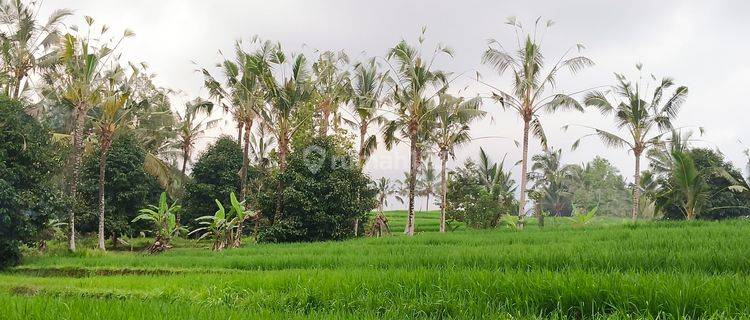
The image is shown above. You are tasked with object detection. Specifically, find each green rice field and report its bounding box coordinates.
[3,211,750,319]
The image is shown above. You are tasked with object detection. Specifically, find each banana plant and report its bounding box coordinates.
[228,192,256,248]
[132,192,185,254]
[189,200,230,251]
[569,207,598,228]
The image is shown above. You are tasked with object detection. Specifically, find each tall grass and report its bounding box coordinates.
[3,211,750,319]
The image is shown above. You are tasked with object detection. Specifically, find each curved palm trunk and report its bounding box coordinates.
[517,119,530,228]
[68,106,87,252]
[439,151,448,233]
[632,153,642,223]
[97,136,113,251]
[405,130,418,236]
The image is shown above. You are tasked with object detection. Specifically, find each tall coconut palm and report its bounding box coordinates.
[383,37,450,236]
[91,65,134,251]
[348,58,389,166]
[174,98,213,177]
[312,50,350,136]
[430,93,485,232]
[45,16,133,251]
[0,0,71,100]
[251,43,313,221]
[577,66,688,222]
[481,17,593,225]
[201,38,266,203]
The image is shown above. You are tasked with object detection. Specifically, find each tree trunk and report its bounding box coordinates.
[516,118,531,228]
[240,120,253,203]
[181,149,189,177]
[237,122,243,144]
[439,150,448,233]
[274,135,289,222]
[405,130,419,236]
[632,152,642,223]
[97,136,112,251]
[68,106,87,252]
[319,106,331,137]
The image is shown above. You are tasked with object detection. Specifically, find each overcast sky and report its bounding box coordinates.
[40,1,750,209]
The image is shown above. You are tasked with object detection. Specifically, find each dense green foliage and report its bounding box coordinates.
[446,151,517,228]
[79,133,161,241]
[660,148,750,220]
[183,137,245,229]
[0,99,64,269]
[571,157,631,216]
[257,137,376,242]
[4,214,750,318]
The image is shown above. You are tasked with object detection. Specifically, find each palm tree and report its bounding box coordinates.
[669,150,707,220]
[383,36,450,236]
[416,160,439,212]
[481,17,592,225]
[312,50,350,136]
[91,65,135,251]
[578,66,688,222]
[45,16,133,251]
[430,93,484,232]
[201,38,266,203]
[375,177,404,214]
[174,98,213,177]
[0,0,71,100]
[348,58,389,166]
[529,148,578,219]
[251,42,313,221]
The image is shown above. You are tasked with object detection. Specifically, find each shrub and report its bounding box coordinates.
[256,136,376,243]
[0,99,62,269]
[183,136,246,229]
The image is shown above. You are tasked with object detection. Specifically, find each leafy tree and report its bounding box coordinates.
[79,132,161,245]
[256,136,376,242]
[183,136,244,229]
[571,157,631,216]
[0,99,63,268]
[383,34,450,236]
[446,150,517,229]
[482,17,592,224]
[579,66,688,223]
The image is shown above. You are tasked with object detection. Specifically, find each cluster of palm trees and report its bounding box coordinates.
[3,0,695,247]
